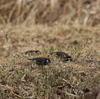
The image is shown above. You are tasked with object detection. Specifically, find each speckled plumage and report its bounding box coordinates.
[22,50,41,55]
[28,57,51,66]
[50,51,72,62]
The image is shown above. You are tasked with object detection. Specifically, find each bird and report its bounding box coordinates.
[49,51,72,62]
[21,50,41,55]
[27,57,51,66]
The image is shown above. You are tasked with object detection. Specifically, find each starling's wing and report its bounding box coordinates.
[21,50,41,55]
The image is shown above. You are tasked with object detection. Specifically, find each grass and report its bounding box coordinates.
[0,24,100,99]
[0,0,100,98]
[0,0,100,26]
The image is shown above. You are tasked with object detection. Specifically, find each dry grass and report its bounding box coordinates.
[0,0,100,99]
[0,0,100,25]
[0,24,100,99]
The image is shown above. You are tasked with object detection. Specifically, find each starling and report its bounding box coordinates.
[21,50,41,55]
[49,51,72,62]
[28,57,51,66]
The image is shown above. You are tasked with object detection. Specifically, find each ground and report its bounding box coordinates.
[0,24,100,99]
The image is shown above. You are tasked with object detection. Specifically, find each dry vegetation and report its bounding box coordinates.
[0,0,100,99]
[0,0,100,25]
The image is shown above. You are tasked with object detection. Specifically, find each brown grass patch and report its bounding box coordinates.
[0,24,100,98]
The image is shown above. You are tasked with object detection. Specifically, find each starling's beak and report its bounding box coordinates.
[27,58,36,62]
